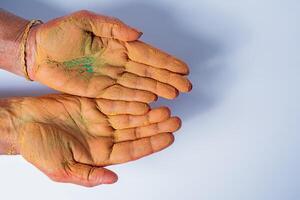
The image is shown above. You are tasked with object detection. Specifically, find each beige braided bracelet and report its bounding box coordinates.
[20,19,43,81]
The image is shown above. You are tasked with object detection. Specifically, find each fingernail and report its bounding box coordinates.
[102,172,118,184]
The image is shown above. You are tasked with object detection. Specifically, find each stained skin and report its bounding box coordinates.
[63,57,95,73]
[8,94,180,187]
[62,56,97,78]
[26,10,192,103]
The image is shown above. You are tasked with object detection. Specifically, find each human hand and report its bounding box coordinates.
[11,94,180,187]
[26,10,192,102]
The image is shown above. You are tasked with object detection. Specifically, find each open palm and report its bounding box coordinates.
[27,10,192,103]
[16,94,180,187]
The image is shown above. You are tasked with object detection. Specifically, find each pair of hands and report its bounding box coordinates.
[10,10,191,187]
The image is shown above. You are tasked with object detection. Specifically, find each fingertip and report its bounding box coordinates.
[187,81,193,92]
[167,133,175,146]
[127,26,143,41]
[102,170,118,184]
[180,61,190,75]
[138,31,143,37]
[148,107,171,123]
[158,117,182,133]
[142,102,151,113]
[167,58,190,75]
[169,88,179,99]
[163,106,171,117]
[116,25,143,41]
[184,65,190,75]
[133,30,143,40]
[145,93,157,103]
[181,79,193,93]
[171,116,182,131]
[153,94,158,102]
[144,103,151,113]
[157,106,171,116]
[158,83,179,99]
[150,132,175,151]
[170,73,192,93]
[129,101,150,115]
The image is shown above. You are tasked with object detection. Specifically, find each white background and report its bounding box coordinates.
[1,0,300,199]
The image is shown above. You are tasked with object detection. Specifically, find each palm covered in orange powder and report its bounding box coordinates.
[11,94,180,187]
[26,10,192,103]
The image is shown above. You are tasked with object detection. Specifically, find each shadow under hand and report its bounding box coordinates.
[1,1,234,121]
[96,2,231,121]
[0,87,57,98]
[1,0,65,21]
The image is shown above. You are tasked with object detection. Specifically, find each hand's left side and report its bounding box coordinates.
[11,94,180,187]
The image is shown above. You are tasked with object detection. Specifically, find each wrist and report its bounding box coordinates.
[0,98,22,155]
[0,10,29,76]
[0,9,41,80]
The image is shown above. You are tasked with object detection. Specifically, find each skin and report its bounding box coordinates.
[0,9,188,187]
[0,9,29,75]
[0,10,192,102]
[63,57,96,73]
[24,10,192,102]
[0,8,193,102]
[0,94,180,187]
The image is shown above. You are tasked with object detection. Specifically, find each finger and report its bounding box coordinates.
[117,72,178,99]
[74,10,142,41]
[114,117,181,142]
[64,162,118,187]
[96,99,150,115]
[97,85,157,103]
[125,41,189,74]
[108,107,171,129]
[109,133,174,164]
[125,60,192,92]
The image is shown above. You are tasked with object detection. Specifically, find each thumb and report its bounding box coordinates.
[66,162,118,187]
[73,10,142,41]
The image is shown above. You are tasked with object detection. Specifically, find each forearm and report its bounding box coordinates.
[0,9,29,76]
[0,98,20,155]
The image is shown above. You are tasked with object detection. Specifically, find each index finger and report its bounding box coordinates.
[125,41,189,75]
